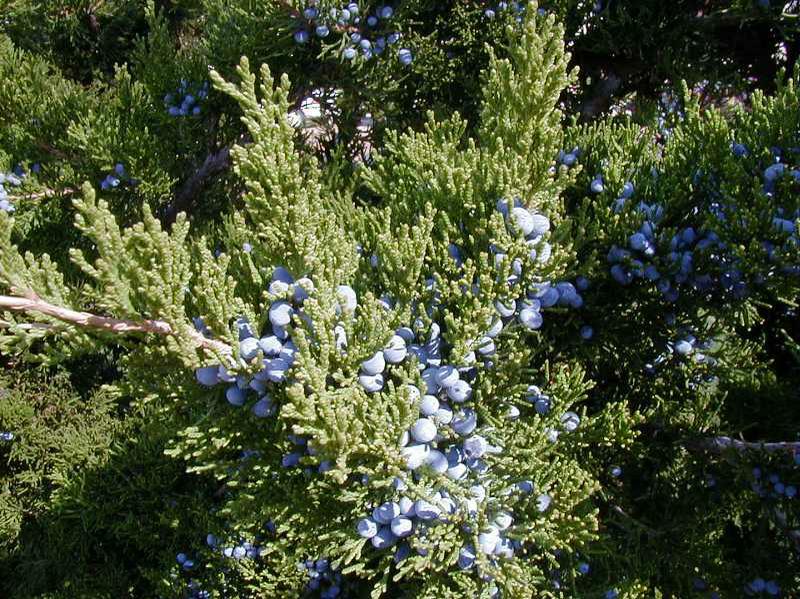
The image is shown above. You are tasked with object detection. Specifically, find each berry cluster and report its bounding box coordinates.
[644,330,717,376]
[491,198,587,331]
[194,266,313,415]
[292,2,412,65]
[0,432,14,442]
[0,167,25,213]
[281,434,333,474]
[483,1,537,21]
[606,191,757,302]
[206,533,263,560]
[175,552,197,571]
[193,258,578,585]
[484,1,549,23]
[556,146,581,168]
[744,577,781,596]
[351,316,571,582]
[750,467,797,500]
[297,558,342,598]
[99,163,137,191]
[164,80,209,117]
[356,374,559,580]
[759,159,800,199]
[173,553,210,599]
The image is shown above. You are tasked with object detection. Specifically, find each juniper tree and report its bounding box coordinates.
[0,13,638,597]
[0,2,799,599]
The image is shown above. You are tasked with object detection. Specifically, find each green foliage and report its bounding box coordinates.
[0,2,798,598]
[0,366,220,598]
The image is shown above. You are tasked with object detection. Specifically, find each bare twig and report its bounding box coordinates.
[7,187,77,203]
[686,435,800,455]
[0,293,232,355]
[580,71,623,120]
[162,146,232,225]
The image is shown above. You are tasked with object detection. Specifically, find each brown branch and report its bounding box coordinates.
[35,143,70,161]
[580,71,623,121]
[686,435,800,455]
[162,146,232,225]
[7,187,77,203]
[0,294,231,355]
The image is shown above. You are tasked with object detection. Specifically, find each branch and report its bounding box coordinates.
[0,294,232,355]
[162,146,232,225]
[579,71,623,120]
[35,142,71,161]
[686,435,800,455]
[7,187,77,203]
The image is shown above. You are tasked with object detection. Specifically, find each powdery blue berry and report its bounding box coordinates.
[336,285,358,313]
[764,163,785,182]
[264,357,291,382]
[561,411,580,431]
[398,497,415,516]
[401,443,430,470]
[435,365,459,388]
[447,462,468,480]
[370,526,396,549]
[373,501,401,524]
[239,337,260,361]
[410,418,437,443]
[358,373,384,393]
[390,516,413,537]
[196,366,219,386]
[426,449,448,473]
[765,581,780,596]
[451,408,477,435]
[383,335,407,363]
[398,48,413,65]
[477,527,500,554]
[536,493,552,512]
[226,385,246,407]
[447,380,472,403]
[419,394,439,416]
[519,307,543,330]
[413,499,441,520]
[463,435,488,459]
[435,404,454,424]
[458,545,476,569]
[361,351,386,375]
[252,398,273,418]
[258,335,283,357]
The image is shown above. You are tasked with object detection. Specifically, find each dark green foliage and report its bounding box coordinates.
[0,367,222,598]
